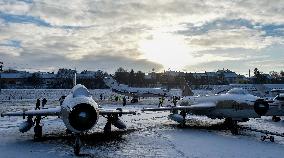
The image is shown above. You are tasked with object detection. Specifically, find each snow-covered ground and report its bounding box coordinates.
[1,90,284,158]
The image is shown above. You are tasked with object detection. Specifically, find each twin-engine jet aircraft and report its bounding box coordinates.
[142,88,274,134]
[1,84,136,155]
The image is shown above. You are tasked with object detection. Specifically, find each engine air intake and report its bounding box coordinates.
[69,103,97,131]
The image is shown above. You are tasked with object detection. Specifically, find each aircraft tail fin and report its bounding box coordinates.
[103,75,119,89]
[181,77,194,96]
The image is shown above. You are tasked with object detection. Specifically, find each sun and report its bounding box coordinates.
[138,32,193,70]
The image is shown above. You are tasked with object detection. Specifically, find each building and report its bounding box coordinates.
[217,69,238,84]
[1,71,31,88]
[39,72,56,87]
[78,70,98,79]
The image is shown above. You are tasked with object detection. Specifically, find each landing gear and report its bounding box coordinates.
[131,96,139,103]
[224,118,239,135]
[261,135,274,142]
[230,124,239,135]
[104,114,118,133]
[272,116,281,122]
[179,110,186,128]
[104,120,112,133]
[103,113,126,133]
[34,116,42,140]
[66,129,72,135]
[74,134,82,156]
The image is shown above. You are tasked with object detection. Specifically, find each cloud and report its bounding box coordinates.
[0,20,162,72]
[0,45,21,56]
[0,0,284,74]
[0,0,31,15]
[1,50,163,73]
[230,0,284,24]
[185,27,284,52]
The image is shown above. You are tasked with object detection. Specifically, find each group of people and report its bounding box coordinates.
[158,96,180,107]
[35,98,47,110]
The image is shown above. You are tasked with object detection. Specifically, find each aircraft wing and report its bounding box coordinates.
[99,108,136,115]
[1,106,61,117]
[142,102,216,112]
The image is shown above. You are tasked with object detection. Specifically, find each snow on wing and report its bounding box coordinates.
[1,106,61,117]
[142,102,216,112]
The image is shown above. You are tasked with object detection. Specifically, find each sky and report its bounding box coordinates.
[0,0,284,74]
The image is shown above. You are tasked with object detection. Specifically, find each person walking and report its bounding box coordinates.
[123,96,126,106]
[59,96,66,106]
[158,98,163,107]
[173,96,177,107]
[42,98,47,108]
[35,99,40,110]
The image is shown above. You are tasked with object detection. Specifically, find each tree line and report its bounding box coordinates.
[2,67,284,89]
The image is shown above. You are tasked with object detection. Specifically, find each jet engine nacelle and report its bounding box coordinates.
[112,118,126,129]
[19,120,34,133]
[254,99,269,116]
[168,114,185,123]
[61,85,99,133]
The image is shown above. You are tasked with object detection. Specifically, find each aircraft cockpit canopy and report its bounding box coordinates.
[226,88,249,95]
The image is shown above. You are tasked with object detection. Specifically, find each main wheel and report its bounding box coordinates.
[261,136,266,141]
[272,116,281,122]
[230,126,239,135]
[224,118,233,126]
[34,125,42,140]
[270,136,275,142]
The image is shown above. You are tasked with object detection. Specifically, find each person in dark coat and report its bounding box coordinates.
[42,98,47,108]
[123,96,127,106]
[59,96,66,106]
[173,96,178,107]
[35,99,40,110]
[158,98,163,107]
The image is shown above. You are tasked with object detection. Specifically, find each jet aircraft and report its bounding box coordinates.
[104,75,170,102]
[142,88,273,134]
[1,84,136,155]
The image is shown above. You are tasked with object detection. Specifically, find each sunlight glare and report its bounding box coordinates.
[138,33,193,70]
